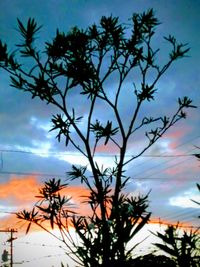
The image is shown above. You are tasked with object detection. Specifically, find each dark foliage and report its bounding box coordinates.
[153,224,200,267]
[130,253,176,267]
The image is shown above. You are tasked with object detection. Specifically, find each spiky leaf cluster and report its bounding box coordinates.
[154,225,200,267]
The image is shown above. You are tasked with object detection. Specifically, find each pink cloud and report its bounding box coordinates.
[95,142,119,154]
[163,125,191,149]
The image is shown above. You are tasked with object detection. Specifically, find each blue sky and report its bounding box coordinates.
[0,0,200,266]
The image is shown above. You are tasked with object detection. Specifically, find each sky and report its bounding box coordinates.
[0,0,200,266]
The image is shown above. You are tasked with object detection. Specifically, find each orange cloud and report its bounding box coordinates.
[0,176,40,204]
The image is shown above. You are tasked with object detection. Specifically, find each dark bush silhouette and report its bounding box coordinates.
[153,224,200,267]
[130,253,176,267]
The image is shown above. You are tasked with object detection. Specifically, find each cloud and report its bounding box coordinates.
[163,126,192,149]
[169,187,200,209]
[95,142,119,154]
[0,176,40,204]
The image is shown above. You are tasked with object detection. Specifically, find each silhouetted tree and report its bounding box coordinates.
[0,9,196,267]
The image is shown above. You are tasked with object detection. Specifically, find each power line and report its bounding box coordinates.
[0,169,198,181]
[0,148,198,158]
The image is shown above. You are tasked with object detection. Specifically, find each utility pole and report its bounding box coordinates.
[0,229,17,267]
